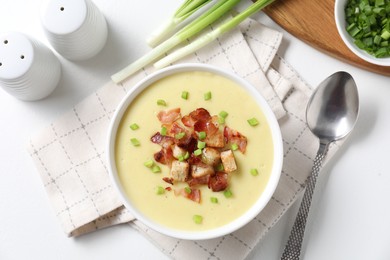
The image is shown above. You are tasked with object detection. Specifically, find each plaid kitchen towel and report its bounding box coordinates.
[27,18,339,259]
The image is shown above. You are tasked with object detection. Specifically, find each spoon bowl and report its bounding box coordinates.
[307,71,359,142]
[282,71,359,260]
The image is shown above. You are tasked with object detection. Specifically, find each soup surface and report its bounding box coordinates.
[115,70,274,231]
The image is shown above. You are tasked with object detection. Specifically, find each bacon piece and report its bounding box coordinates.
[187,188,201,203]
[182,108,211,127]
[157,108,181,124]
[168,122,193,147]
[194,117,224,148]
[193,120,207,132]
[154,147,174,166]
[150,132,174,149]
[181,115,196,128]
[187,175,210,187]
[163,177,174,185]
[189,108,211,121]
[194,118,218,133]
[191,114,223,148]
[224,126,247,153]
[165,187,172,191]
[208,172,228,192]
[188,153,202,165]
[210,115,220,128]
[168,122,185,135]
[174,188,201,203]
[231,136,247,153]
[180,137,197,154]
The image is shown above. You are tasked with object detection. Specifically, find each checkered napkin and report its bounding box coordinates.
[27,19,340,258]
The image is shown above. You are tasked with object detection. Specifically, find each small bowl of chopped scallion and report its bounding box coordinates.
[335,0,390,66]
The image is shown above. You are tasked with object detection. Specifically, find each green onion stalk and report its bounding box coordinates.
[154,0,275,69]
[147,0,215,47]
[345,0,390,58]
[112,0,241,84]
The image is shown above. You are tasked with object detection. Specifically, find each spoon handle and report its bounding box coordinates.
[281,141,329,260]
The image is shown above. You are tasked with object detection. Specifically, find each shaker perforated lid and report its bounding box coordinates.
[0,31,61,101]
[41,0,87,35]
[0,32,34,80]
[41,0,108,61]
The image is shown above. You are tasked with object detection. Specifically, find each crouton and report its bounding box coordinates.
[191,164,214,178]
[172,144,186,159]
[170,160,189,182]
[202,147,221,166]
[220,150,237,173]
[205,130,224,148]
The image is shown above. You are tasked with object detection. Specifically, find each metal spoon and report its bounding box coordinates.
[281,71,359,260]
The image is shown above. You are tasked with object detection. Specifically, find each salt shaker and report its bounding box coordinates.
[0,31,61,101]
[41,0,108,61]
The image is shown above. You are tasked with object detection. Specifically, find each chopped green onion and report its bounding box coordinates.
[193,214,203,224]
[223,189,233,198]
[144,159,154,168]
[161,126,167,136]
[130,123,139,130]
[247,117,259,126]
[210,197,218,203]
[198,131,206,140]
[374,34,382,44]
[178,151,190,161]
[231,143,238,151]
[194,148,202,156]
[218,116,225,124]
[216,163,224,171]
[175,132,186,139]
[219,111,228,118]
[156,186,165,195]
[250,168,259,176]
[112,0,241,83]
[376,0,385,6]
[376,46,388,56]
[157,99,167,106]
[345,0,390,58]
[184,186,192,194]
[181,91,189,100]
[382,30,390,40]
[204,91,212,100]
[154,0,276,69]
[197,141,206,149]
[152,165,161,173]
[130,138,140,146]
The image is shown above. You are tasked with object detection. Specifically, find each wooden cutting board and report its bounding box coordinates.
[262,0,390,76]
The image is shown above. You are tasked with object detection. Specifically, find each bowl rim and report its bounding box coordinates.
[107,63,283,240]
[334,0,390,67]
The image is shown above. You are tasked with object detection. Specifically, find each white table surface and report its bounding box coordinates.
[1,1,390,259]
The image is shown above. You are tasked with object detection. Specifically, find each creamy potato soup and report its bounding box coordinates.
[115,70,274,231]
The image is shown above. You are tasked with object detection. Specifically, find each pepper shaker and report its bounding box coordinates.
[41,0,108,61]
[0,31,61,101]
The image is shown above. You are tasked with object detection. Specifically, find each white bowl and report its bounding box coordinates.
[335,0,390,66]
[107,63,283,240]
